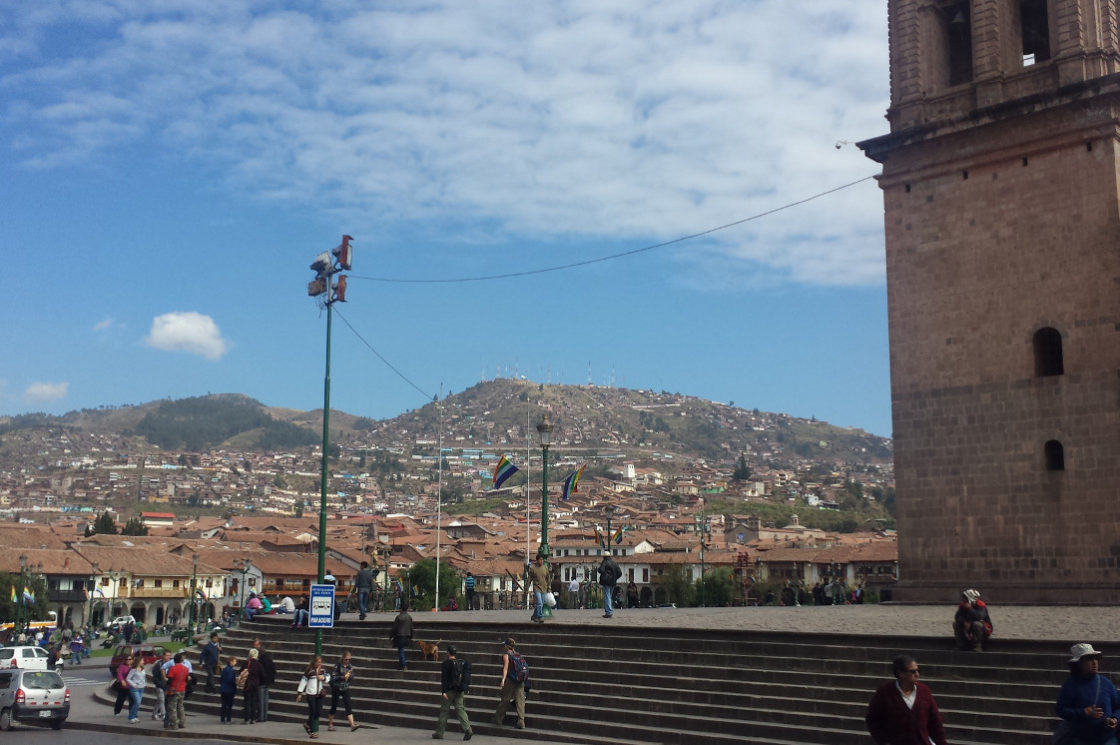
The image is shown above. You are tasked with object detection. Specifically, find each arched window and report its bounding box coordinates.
[1044,440,1064,471]
[1033,327,1063,376]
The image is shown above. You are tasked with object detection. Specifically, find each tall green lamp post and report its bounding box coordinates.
[307,235,353,658]
[87,562,100,628]
[535,414,554,618]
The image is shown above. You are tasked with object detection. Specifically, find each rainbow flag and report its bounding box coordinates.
[9,586,14,603]
[492,454,519,490]
[560,464,586,501]
[613,527,625,545]
[22,587,34,605]
[596,527,605,549]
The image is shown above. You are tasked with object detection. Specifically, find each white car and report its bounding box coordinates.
[0,647,50,671]
[103,615,136,630]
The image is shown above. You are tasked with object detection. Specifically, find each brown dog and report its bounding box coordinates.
[415,638,442,661]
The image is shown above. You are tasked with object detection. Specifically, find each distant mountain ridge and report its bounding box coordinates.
[0,382,891,468]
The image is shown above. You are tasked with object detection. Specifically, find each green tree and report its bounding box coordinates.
[696,567,735,607]
[0,572,49,624]
[92,511,118,535]
[121,517,149,536]
[662,564,695,607]
[732,454,752,481]
[408,558,461,611]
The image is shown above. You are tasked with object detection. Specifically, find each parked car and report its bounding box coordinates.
[0,647,50,671]
[0,668,69,730]
[102,615,136,631]
[108,643,166,678]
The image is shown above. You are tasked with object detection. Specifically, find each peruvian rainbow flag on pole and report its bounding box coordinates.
[561,464,587,501]
[492,454,520,490]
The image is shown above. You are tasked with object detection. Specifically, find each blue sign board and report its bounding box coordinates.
[309,583,335,628]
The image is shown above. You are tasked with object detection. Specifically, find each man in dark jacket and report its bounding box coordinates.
[253,639,276,722]
[201,632,221,692]
[391,605,413,670]
[433,644,472,740]
[355,561,375,620]
[598,552,621,618]
[866,655,948,745]
[953,588,993,651]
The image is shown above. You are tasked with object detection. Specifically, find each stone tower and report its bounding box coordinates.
[859,0,1120,603]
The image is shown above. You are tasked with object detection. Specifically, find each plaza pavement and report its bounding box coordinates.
[63,604,1120,744]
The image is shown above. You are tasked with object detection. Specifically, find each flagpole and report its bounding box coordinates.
[434,383,443,613]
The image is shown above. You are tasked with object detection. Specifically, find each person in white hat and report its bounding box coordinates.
[952,589,993,651]
[1056,643,1120,745]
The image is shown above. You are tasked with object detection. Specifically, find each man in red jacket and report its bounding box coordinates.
[866,655,948,745]
[165,652,191,730]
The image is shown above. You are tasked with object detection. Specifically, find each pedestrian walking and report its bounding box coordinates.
[151,649,170,722]
[464,572,476,611]
[597,551,621,618]
[125,656,146,723]
[254,639,276,722]
[433,644,472,740]
[568,577,580,609]
[493,638,527,730]
[327,650,359,731]
[391,605,414,670]
[165,652,190,730]
[201,632,221,692]
[866,655,947,745]
[219,656,238,723]
[296,655,328,739]
[112,652,132,716]
[527,554,550,623]
[355,561,375,620]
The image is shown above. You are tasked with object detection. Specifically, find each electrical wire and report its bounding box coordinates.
[334,307,436,401]
[350,175,876,284]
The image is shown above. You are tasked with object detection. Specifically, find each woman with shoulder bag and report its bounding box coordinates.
[296,655,328,739]
[327,650,359,732]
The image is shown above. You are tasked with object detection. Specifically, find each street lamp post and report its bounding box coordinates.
[238,559,249,627]
[307,235,352,659]
[535,414,554,618]
[695,513,709,607]
[535,414,553,560]
[109,570,120,625]
[190,554,198,630]
[15,554,27,637]
[87,562,100,629]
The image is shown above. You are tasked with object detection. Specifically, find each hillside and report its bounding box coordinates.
[0,382,891,473]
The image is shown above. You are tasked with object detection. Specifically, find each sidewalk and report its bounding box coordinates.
[68,683,524,744]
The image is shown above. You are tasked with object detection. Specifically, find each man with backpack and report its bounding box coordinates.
[493,638,528,730]
[433,644,473,740]
[598,551,622,618]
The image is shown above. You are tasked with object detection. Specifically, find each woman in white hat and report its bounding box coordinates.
[1056,643,1120,745]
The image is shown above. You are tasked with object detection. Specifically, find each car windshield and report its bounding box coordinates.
[23,671,63,690]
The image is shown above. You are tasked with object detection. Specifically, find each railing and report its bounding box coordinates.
[47,589,88,603]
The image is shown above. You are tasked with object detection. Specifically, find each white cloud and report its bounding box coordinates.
[1,1,890,285]
[144,311,230,361]
[25,381,69,403]
[93,316,113,331]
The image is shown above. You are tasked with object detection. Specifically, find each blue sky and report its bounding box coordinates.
[1,2,894,437]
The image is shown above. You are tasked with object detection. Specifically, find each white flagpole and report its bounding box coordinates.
[434,383,443,612]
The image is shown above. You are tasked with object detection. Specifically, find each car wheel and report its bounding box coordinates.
[50,718,64,730]
[0,707,13,731]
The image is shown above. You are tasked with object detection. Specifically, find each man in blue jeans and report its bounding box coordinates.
[597,551,621,618]
[355,561,375,621]
[391,605,413,670]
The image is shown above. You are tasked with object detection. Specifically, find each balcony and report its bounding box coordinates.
[129,587,195,599]
[47,589,88,603]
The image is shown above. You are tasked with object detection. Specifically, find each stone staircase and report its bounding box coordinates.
[172,615,1069,745]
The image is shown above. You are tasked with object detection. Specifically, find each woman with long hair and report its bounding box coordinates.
[295,655,327,739]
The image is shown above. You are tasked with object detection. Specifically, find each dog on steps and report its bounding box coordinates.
[415,638,443,661]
